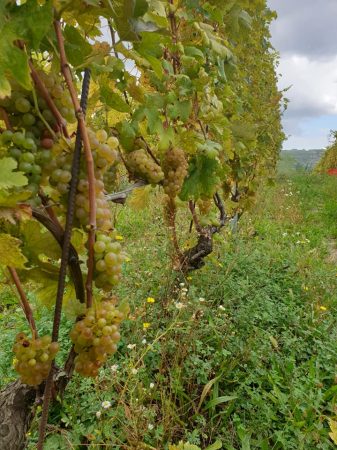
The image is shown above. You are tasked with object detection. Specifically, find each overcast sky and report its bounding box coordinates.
[268,0,337,149]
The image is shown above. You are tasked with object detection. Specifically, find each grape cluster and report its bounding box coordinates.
[74,129,120,231]
[94,232,125,291]
[163,147,188,198]
[0,129,56,204]
[0,73,75,138]
[126,149,164,184]
[13,333,59,386]
[70,300,124,377]
[37,70,76,125]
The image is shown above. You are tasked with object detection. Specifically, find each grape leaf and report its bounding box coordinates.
[21,220,61,263]
[0,233,27,268]
[63,25,92,68]
[100,86,130,113]
[180,154,221,201]
[0,189,31,207]
[0,158,28,189]
[9,0,53,49]
[0,37,31,93]
[127,185,153,210]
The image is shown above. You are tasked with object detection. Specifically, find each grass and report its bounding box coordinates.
[1,172,337,449]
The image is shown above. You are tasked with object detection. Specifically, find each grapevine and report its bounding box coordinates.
[0,0,284,448]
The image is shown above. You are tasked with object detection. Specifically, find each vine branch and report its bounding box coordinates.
[37,68,91,450]
[7,267,37,339]
[54,20,96,308]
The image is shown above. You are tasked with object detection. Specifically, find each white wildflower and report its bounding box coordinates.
[96,411,102,419]
[199,297,206,302]
[148,424,154,431]
[142,338,147,344]
[110,364,118,373]
[131,368,138,375]
[101,401,111,409]
[175,302,185,309]
[149,382,155,389]
[127,343,136,349]
[179,282,185,287]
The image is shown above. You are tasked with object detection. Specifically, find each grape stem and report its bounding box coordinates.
[7,267,37,339]
[54,20,96,309]
[29,61,69,137]
[16,40,69,138]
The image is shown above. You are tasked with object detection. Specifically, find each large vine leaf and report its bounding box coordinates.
[21,221,61,264]
[0,233,27,269]
[0,158,28,189]
[9,0,53,49]
[180,154,221,201]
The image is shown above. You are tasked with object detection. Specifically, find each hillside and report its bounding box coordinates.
[281,149,324,170]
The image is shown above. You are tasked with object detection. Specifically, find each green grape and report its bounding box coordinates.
[31,164,42,175]
[19,161,32,172]
[13,132,25,147]
[23,138,37,151]
[1,130,13,143]
[96,129,108,143]
[21,152,35,163]
[42,109,54,123]
[9,148,22,159]
[15,97,31,113]
[22,113,36,126]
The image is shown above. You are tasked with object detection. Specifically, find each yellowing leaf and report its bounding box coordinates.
[0,158,28,189]
[21,220,61,262]
[0,233,27,268]
[127,185,153,210]
[329,419,337,445]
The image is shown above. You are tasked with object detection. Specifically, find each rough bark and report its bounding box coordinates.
[0,380,36,450]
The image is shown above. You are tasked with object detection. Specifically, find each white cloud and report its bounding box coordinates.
[267,0,337,148]
[278,54,337,118]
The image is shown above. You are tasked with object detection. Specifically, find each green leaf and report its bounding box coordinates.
[180,154,221,201]
[100,86,130,113]
[10,0,53,49]
[134,0,149,17]
[0,39,31,92]
[0,188,31,207]
[204,395,237,410]
[167,100,192,122]
[0,158,28,189]
[118,121,136,151]
[184,46,204,59]
[205,441,222,450]
[0,233,27,268]
[63,25,92,68]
